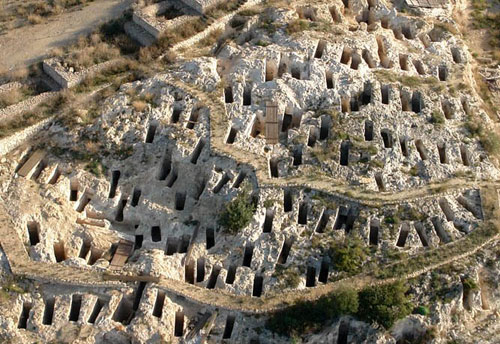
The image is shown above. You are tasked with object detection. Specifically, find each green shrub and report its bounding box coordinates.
[431,109,445,126]
[462,277,478,292]
[328,238,368,274]
[286,19,309,34]
[266,287,358,337]
[414,305,430,316]
[357,281,414,329]
[219,185,255,234]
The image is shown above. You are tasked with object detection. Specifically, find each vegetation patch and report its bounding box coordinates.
[219,185,256,234]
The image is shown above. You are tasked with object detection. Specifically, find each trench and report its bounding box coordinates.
[437,142,448,164]
[308,127,318,147]
[113,297,133,325]
[413,60,425,75]
[213,173,231,194]
[175,192,186,211]
[337,320,349,344]
[320,117,330,140]
[414,222,429,247]
[277,237,293,264]
[399,54,409,71]
[48,166,61,185]
[315,40,326,59]
[233,172,246,188]
[278,53,288,77]
[334,206,348,230]
[298,7,317,21]
[115,198,127,222]
[79,240,91,260]
[197,257,205,282]
[351,53,361,70]
[190,139,204,164]
[460,145,471,166]
[135,235,143,250]
[439,198,455,222]
[207,266,221,289]
[306,266,316,287]
[152,290,165,318]
[438,65,448,81]
[206,228,215,249]
[340,47,352,65]
[381,84,390,104]
[451,47,462,63]
[132,282,147,312]
[151,226,162,243]
[174,311,184,337]
[442,100,453,119]
[282,113,292,132]
[131,187,141,207]
[69,294,82,322]
[298,202,308,225]
[412,91,422,113]
[179,235,190,254]
[266,60,277,81]
[76,192,92,213]
[457,195,482,219]
[376,36,392,68]
[171,106,182,123]
[224,86,234,103]
[341,96,350,113]
[108,170,121,199]
[364,120,374,141]
[195,178,206,200]
[165,167,178,188]
[226,265,237,284]
[252,275,263,297]
[315,209,330,233]
[226,127,238,144]
[88,298,104,324]
[329,6,341,23]
[284,189,293,212]
[269,158,279,178]
[157,150,172,181]
[415,140,428,160]
[243,84,252,106]
[263,208,275,233]
[369,218,380,246]
[18,302,32,329]
[340,140,350,166]
[166,237,179,255]
[431,217,450,243]
[326,71,334,89]
[396,222,410,247]
[186,108,199,130]
[400,137,409,157]
[54,241,66,262]
[145,123,157,143]
[88,248,103,265]
[350,96,360,112]
[70,181,79,202]
[381,129,393,148]
[242,244,254,267]
[42,297,55,325]
[362,49,376,68]
[27,222,40,246]
[223,314,236,339]
[291,66,301,80]
[375,173,386,192]
[393,27,403,40]
[419,33,431,48]
[293,146,302,166]
[318,259,329,283]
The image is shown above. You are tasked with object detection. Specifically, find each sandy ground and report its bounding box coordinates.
[0,0,133,71]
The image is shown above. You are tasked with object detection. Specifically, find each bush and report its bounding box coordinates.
[219,185,255,234]
[414,305,430,316]
[266,287,358,337]
[286,19,309,34]
[431,109,445,126]
[357,281,414,329]
[462,277,478,292]
[328,238,368,274]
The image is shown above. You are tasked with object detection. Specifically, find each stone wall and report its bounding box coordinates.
[0,116,54,156]
[0,92,58,122]
[0,81,23,94]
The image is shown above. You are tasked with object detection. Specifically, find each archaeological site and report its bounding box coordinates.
[0,0,499,342]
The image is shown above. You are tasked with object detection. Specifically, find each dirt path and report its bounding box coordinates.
[0,0,133,71]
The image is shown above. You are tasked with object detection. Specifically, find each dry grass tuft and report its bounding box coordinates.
[132,100,147,112]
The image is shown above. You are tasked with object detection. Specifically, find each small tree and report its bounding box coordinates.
[328,238,368,274]
[219,185,255,234]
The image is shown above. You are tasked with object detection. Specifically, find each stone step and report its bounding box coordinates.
[124,21,156,47]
